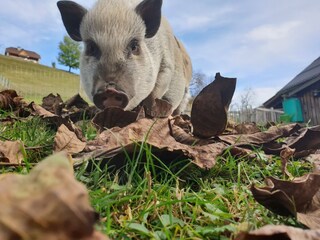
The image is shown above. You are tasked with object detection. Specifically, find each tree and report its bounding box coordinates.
[240,88,255,111]
[57,35,81,72]
[190,71,210,97]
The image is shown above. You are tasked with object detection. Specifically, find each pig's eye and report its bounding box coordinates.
[85,40,101,59]
[129,39,140,56]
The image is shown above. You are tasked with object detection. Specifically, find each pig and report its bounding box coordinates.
[57,0,192,115]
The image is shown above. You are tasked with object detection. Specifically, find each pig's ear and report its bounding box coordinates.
[136,0,162,38]
[57,1,87,41]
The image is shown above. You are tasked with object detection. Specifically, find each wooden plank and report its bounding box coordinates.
[305,92,313,124]
[308,91,318,124]
[307,92,314,123]
[313,91,320,124]
[300,94,308,123]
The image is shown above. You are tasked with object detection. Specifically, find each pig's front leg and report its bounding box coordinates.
[142,65,173,116]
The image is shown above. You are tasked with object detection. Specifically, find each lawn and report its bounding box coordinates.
[0,55,82,103]
[0,107,310,239]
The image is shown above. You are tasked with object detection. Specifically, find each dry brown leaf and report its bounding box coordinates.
[0,140,24,164]
[40,93,97,124]
[191,72,236,138]
[41,93,64,115]
[92,106,145,131]
[0,89,23,110]
[305,151,320,173]
[29,102,56,117]
[24,102,86,141]
[219,123,302,154]
[0,116,18,126]
[234,122,261,134]
[54,124,86,154]
[64,105,98,124]
[0,153,109,240]
[64,93,89,110]
[143,98,173,118]
[169,116,215,145]
[251,173,320,229]
[219,124,301,146]
[223,146,259,161]
[172,115,192,133]
[62,94,98,123]
[280,147,295,178]
[235,225,320,240]
[286,126,320,152]
[76,118,227,169]
[313,160,320,173]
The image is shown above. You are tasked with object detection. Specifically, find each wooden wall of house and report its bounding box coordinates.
[299,81,320,125]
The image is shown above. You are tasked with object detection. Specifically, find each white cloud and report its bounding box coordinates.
[246,21,301,42]
[164,1,235,33]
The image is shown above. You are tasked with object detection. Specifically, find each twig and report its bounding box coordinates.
[0,162,37,167]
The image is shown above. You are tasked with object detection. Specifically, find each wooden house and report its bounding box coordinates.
[264,56,320,125]
[4,47,41,63]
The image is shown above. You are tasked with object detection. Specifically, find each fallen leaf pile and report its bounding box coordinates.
[1,73,320,239]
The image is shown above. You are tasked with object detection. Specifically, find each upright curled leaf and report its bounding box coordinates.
[191,73,236,138]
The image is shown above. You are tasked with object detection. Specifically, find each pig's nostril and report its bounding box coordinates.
[115,96,123,101]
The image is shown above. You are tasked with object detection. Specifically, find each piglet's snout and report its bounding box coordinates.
[93,88,129,109]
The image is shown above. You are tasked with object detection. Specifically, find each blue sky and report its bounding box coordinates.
[1,0,320,107]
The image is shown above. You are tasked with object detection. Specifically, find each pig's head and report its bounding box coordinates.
[57,0,162,110]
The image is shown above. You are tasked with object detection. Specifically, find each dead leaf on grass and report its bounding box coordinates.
[64,93,89,110]
[251,173,320,229]
[280,147,295,178]
[29,102,56,117]
[168,116,215,145]
[0,89,24,110]
[40,93,98,124]
[218,124,302,154]
[0,153,109,240]
[223,146,259,161]
[0,116,18,126]
[92,106,145,131]
[235,225,320,240]
[143,99,173,118]
[75,118,228,169]
[234,122,261,134]
[62,94,98,123]
[41,93,64,115]
[219,123,301,145]
[191,72,236,138]
[0,140,24,164]
[287,126,320,153]
[54,124,86,154]
[304,151,320,173]
[25,102,86,141]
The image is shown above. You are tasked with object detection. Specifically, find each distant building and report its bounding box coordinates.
[4,47,41,63]
[264,56,320,125]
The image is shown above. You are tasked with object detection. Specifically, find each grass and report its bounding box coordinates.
[0,109,312,239]
[0,114,55,163]
[0,54,82,103]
